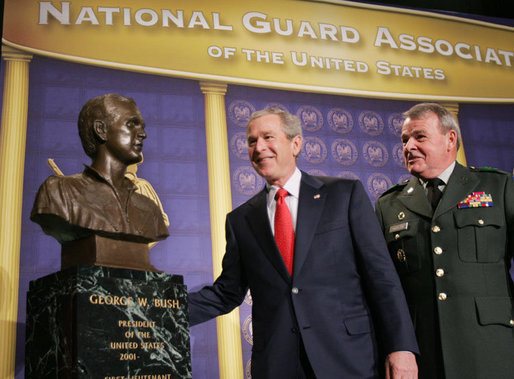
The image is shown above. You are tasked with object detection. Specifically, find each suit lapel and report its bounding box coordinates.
[293,173,326,278]
[435,163,479,218]
[245,189,291,282]
[397,177,433,218]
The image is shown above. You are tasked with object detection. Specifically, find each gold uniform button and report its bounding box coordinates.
[510,320,514,326]
[395,233,400,240]
[478,219,485,225]
[435,268,445,277]
[291,288,299,294]
[438,293,447,301]
[398,212,405,220]
[397,249,406,262]
[434,247,443,255]
[432,225,441,233]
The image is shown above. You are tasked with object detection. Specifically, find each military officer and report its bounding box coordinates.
[375,102,514,379]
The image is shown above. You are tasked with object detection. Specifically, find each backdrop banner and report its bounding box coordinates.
[3,0,513,101]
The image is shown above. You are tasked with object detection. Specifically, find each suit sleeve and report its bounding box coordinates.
[188,215,248,326]
[348,180,419,355]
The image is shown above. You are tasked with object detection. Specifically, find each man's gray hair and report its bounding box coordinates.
[403,103,462,149]
[247,108,303,140]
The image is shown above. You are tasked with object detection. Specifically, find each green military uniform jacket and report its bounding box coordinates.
[375,162,514,379]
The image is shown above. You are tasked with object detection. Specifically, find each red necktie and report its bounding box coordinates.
[274,188,295,275]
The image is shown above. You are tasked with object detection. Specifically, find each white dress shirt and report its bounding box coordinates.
[266,167,301,234]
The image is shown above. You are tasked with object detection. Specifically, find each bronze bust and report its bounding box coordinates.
[31,94,169,271]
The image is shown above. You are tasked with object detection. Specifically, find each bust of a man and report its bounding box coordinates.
[31,94,169,271]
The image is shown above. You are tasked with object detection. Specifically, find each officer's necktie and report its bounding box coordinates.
[274,188,295,276]
[427,178,444,210]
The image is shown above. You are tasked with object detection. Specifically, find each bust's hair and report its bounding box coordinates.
[78,93,137,158]
[403,102,461,149]
[247,108,303,140]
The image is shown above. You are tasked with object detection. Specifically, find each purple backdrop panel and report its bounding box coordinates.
[459,103,514,173]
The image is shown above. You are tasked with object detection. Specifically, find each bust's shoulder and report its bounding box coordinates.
[42,170,87,183]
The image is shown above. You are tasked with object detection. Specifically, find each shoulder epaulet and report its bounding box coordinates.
[469,166,509,175]
[379,181,408,197]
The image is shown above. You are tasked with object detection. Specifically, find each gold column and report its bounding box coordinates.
[440,102,467,166]
[0,45,32,378]
[199,81,243,379]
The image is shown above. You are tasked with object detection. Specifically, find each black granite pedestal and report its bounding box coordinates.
[25,265,191,378]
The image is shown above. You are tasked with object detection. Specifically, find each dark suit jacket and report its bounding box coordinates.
[375,163,514,379]
[189,172,418,378]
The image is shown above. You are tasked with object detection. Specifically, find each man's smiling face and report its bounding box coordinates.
[247,114,302,187]
[401,112,457,179]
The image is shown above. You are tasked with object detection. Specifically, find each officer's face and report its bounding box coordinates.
[104,100,146,165]
[401,112,457,179]
[247,114,302,187]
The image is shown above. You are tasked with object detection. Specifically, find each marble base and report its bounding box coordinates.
[25,265,191,378]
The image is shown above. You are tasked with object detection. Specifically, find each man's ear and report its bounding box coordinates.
[446,130,457,151]
[93,120,107,142]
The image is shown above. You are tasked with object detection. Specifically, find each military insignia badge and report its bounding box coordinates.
[242,315,253,345]
[392,142,405,167]
[301,137,327,164]
[359,110,384,136]
[363,141,389,167]
[367,173,392,199]
[228,100,256,127]
[458,192,493,208]
[387,113,405,137]
[297,105,323,132]
[327,108,353,134]
[230,132,249,160]
[233,166,264,196]
[331,139,358,166]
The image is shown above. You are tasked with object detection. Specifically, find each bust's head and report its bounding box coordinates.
[78,94,146,165]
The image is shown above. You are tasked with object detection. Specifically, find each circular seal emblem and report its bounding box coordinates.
[367,173,393,199]
[388,112,405,137]
[392,142,405,167]
[242,315,253,346]
[331,139,358,166]
[245,359,252,379]
[337,171,360,180]
[233,166,264,196]
[228,100,256,127]
[359,111,384,136]
[296,105,323,132]
[230,132,249,161]
[244,290,253,306]
[306,169,328,177]
[265,102,290,113]
[398,174,413,184]
[301,137,327,164]
[327,108,353,134]
[363,141,389,167]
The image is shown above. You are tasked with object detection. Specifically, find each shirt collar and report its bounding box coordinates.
[266,167,301,200]
[419,161,455,187]
[83,164,136,192]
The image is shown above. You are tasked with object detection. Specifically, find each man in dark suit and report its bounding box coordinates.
[375,103,514,378]
[189,109,418,378]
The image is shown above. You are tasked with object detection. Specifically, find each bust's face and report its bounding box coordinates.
[104,100,146,166]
